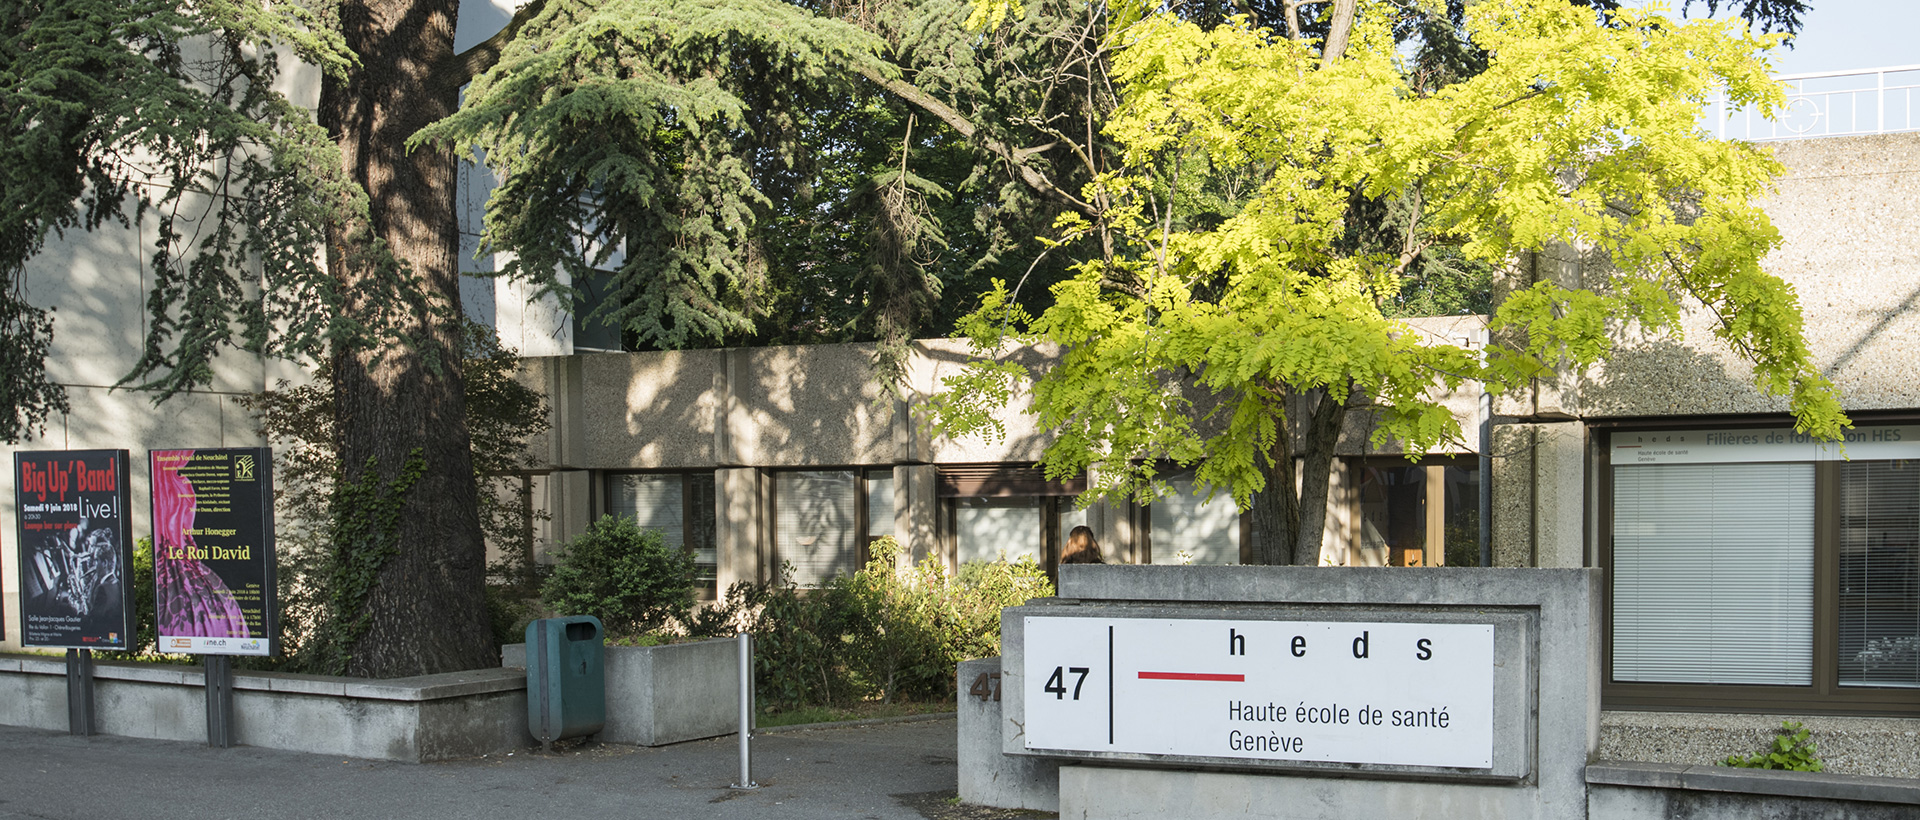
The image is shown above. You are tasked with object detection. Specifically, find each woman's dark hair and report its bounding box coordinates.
[1061,525,1104,564]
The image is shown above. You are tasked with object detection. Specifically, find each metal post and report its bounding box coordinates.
[731,632,757,790]
[205,655,235,748]
[1479,391,1493,569]
[1877,69,1886,135]
[65,649,95,737]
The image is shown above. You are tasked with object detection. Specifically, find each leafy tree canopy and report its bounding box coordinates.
[934,0,1847,524]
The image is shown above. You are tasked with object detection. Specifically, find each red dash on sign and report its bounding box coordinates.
[1137,672,1244,682]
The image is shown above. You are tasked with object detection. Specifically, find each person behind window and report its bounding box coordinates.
[1061,526,1105,565]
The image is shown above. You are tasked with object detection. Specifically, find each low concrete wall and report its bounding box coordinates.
[957,657,1060,812]
[1588,761,1920,819]
[504,637,739,746]
[996,566,1601,820]
[0,654,530,762]
[1600,711,1920,779]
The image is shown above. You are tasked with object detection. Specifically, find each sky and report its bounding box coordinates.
[1631,1,1920,76]
[460,1,1920,77]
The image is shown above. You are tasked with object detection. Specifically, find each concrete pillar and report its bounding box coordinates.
[547,470,594,555]
[1491,422,1587,568]
[716,467,763,590]
[896,464,938,566]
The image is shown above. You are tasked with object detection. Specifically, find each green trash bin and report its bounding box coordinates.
[527,616,606,748]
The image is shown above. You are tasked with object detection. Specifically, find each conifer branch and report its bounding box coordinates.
[855,67,1098,218]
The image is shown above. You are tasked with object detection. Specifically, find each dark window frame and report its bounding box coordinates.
[1596,418,1920,716]
[768,467,891,586]
[602,470,720,600]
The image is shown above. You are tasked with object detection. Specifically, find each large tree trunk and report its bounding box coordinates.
[1292,384,1349,566]
[320,0,495,677]
[1248,382,1351,566]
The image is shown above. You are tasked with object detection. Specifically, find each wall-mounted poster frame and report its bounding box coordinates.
[12,449,136,651]
[149,448,277,657]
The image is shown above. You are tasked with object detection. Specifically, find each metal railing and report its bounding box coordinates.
[1712,65,1920,141]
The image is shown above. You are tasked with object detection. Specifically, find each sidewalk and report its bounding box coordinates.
[0,718,1025,820]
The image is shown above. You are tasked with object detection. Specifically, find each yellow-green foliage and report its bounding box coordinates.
[938,0,1847,509]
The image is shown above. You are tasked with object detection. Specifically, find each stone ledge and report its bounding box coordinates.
[0,654,525,702]
[1587,761,1920,806]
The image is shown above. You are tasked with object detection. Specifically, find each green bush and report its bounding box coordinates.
[744,537,1053,711]
[540,515,699,638]
[1722,721,1825,772]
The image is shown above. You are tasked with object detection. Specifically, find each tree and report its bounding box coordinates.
[1,0,1820,673]
[931,0,1848,565]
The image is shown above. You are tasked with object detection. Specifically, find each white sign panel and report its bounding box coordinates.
[1023,616,1494,769]
[1611,426,1920,466]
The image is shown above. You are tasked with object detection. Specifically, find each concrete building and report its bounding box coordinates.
[3,29,1918,785]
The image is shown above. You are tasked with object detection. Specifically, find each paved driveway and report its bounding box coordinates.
[0,719,976,820]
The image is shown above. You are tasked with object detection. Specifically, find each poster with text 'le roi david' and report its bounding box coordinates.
[150,449,277,657]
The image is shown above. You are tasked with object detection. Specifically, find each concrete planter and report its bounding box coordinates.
[0,653,530,762]
[505,636,740,746]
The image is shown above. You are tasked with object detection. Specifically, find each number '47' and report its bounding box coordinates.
[1044,666,1090,700]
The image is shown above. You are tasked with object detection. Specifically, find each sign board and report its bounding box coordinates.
[12,450,136,651]
[1023,615,1495,769]
[1611,425,1920,465]
[150,448,277,656]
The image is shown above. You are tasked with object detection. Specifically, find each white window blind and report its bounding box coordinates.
[1152,472,1240,565]
[1839,461,1920,688]
[776,471,858,586]
[1612,462,1813,685]
[609,474,716,581]
[955,496,1044,565]
[866,469,896,541]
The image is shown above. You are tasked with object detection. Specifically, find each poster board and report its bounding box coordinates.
[149,448,277,656]
[12,450,136,651]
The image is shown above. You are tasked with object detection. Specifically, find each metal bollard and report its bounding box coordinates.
[731,632,758,789]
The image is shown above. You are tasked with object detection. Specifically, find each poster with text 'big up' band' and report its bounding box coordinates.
[150,448,277,656]
[13,450,136,651]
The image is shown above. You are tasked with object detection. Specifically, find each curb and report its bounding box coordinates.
[756,711,958,735]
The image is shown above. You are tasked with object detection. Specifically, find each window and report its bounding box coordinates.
[1342,458,1480,567]
[774,471,860,587]
[1839,461,1920,688]
[1148,470,1241,565]
[937,464,1088,574]
[1602,424,1920,714]
[865,468,895,543]
[607,472,717,594]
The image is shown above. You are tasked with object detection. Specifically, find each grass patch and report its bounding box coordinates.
[758,699,954,728]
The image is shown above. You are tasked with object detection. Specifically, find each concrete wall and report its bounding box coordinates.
[502,638,739,746]
[0,654,530,762]
[957,657,1061,812]
[1576,133,1920,419]
[1587,762,1920,819]
[969,565,1601,820]
[600,638,739,746]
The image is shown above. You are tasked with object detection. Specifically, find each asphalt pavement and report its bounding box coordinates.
[0,718,983,820]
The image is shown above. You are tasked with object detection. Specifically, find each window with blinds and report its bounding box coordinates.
[955,496,1045,565]
[775,471,859,587]
[1839,460,1920,688]
[608,473,716,584]
[866,468,895,542]
[1150,471,1240,565]
[1612,462,1814,685]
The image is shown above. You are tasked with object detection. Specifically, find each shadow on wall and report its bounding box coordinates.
[1579,335,1760,419]
[912,341,1058,465]
[611,351,722,468]
[738,345,890,466]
